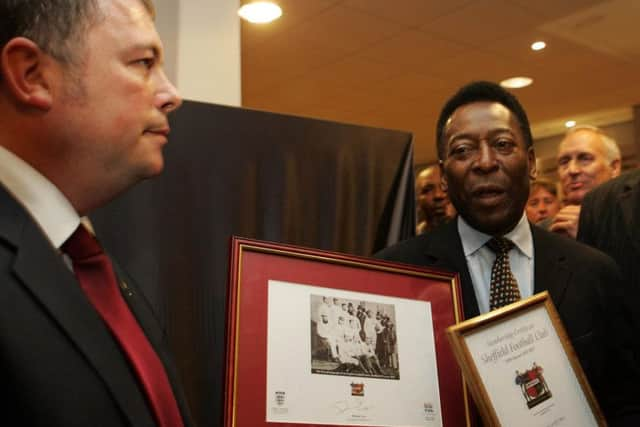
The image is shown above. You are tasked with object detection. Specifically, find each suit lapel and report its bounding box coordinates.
[112,261,194,427]
[531,226,571,308]
[111,260,165,352]
[423,221,481,319]
[0,189,152,426]
[422,222,574,316]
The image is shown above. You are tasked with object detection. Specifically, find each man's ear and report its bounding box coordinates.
[1,37,53,110]
[527,146,538,181]
[610,158,621,178]
[439,160,448,191]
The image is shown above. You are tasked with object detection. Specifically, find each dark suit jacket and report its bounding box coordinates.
[0,186,193,426]
[579,169,640,341]
[377,219,640,425]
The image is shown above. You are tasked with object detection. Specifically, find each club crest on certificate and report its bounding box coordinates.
[515,362,552,409]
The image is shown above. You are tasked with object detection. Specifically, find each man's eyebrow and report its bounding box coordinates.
[130,43,162,59]
[448,132,475,144]
[487,128,516,138]
[448,128,516,144]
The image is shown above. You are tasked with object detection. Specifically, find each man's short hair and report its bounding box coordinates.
[435,81,533,160]
[0,0,155,79]
[563,125,621,163]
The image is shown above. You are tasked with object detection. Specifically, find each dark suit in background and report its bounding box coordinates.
[0,186,193,426]
[578,169,640,359]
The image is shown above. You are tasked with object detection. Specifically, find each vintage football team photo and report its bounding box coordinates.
[310,294,400,380]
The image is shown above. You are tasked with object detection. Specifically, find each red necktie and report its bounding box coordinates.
[62,225,184,427]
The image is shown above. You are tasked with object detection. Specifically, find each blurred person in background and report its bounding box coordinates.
[526,179,561,226]
[415,165,456,234]
[552,125,621,238]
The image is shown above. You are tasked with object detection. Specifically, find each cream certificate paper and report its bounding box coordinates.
[266,280,442,426]
[464,305,597,427]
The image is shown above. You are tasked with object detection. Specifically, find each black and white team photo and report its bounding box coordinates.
[310,295,400,380]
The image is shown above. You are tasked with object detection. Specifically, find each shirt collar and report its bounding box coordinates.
[0,146,80,249]
[458,213,533,258]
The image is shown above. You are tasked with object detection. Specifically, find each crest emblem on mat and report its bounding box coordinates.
[515,362,552,409]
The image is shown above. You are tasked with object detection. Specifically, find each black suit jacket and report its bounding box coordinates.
[0,186,193,426]
[377,219,640,424]
[579,169,640,339]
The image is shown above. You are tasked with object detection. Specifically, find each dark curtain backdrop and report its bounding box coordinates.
[91,100,415,427]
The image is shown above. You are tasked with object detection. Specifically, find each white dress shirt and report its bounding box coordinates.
[0,146,80,249]
[457,213,534,314]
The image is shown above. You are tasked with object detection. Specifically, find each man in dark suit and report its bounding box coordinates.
[578,169,640,359]
[377,81,639,424]
[0,1,192,425]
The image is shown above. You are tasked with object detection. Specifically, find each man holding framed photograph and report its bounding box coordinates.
[377,81,639,425]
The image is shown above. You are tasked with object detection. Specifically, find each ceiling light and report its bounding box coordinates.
[531,41,546,51]
[238,2,282,24]
[499,77,533,89]
[565,120,576,128]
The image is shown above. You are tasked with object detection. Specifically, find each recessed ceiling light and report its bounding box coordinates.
[531,41,546,51]
[238,2,282,24]
[499,77,533,89]
[565,120,576,128]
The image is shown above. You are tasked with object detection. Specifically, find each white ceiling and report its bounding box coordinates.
[241,0,640,165]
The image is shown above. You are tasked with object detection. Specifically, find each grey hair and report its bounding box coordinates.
[565,125,621,164]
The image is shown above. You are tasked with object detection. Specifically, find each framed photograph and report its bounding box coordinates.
[225,237,471,427]
[446,292,605,427]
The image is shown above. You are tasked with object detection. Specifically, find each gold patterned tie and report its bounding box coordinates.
[486,237,521,310]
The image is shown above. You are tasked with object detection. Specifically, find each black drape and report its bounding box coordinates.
[91,100,415,426]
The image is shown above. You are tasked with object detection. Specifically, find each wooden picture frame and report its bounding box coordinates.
[447,292,605,427]
[225,237,471,426]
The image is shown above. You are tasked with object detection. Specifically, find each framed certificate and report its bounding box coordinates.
[225,237,471,427]
[446,292,605,427]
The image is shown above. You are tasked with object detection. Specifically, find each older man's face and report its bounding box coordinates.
[441,102,536,236]
[557,130,620,205]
